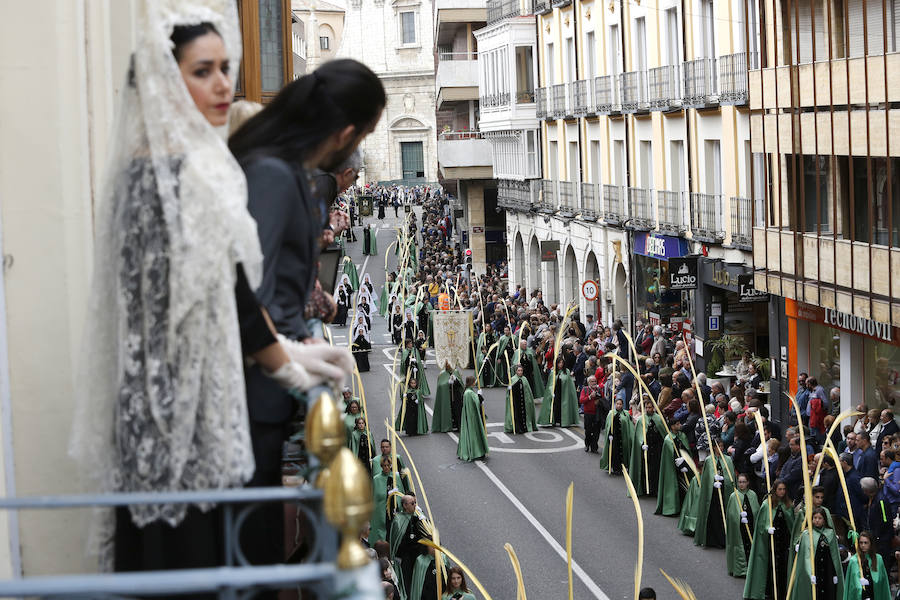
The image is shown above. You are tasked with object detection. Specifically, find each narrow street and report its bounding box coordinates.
[334,210,745,599]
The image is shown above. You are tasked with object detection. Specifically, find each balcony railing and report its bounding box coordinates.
[516,89,536,103]
[439,130,485,140]
[718,52,758,105]
[480,92,511,108]
[594,75,619,114]
[498,179,537,211]
[690,192,725,243]
[535,86,549,119]
[551,0,572,8]
[619,70,649,113]
[603,184,626,226]
[486,0,521,23]
[657,190,687,234]
[627,187,654,230]
[571,79,593,117]
[550,83,568,118]
[539,179,557,211]
[438,50,478,61]
[533,0,551,14]
[683,57,718,108]
[648,64,681,111]
[580,182,600,220]
[559,181,577,214]
[730,196,752,249]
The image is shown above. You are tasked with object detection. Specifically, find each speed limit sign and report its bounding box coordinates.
[581,280,599,301]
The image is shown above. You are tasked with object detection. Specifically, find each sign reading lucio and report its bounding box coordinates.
[669,257,698,290]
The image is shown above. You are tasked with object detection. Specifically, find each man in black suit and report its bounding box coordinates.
[876,409,900,451]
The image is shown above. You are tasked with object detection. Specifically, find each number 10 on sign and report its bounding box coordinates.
[581,280,599,301]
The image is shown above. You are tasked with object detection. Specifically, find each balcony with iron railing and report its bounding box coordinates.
[690,192,725,243]
[594,75,619,114]
[718,52,757,105]
[486,0,521,23]
[551,0,571,8]
[558,180,577,215]
[550,83,568,118]
[480,92,511,109]
[619,70,649,113]
[682,57,718,108]
[603,184,626,226]
[627,187,654,230]
[571,79,593,117]
[656,190,687,234]
[535,86,549,119]
[730,196,752,249]
[533,0,550,14]
[538,179,557,211]
[580,182,600,220]
[648,64,681,111]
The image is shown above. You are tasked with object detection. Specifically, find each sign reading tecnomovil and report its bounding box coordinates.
[669,257,698,290]
[795,301,900,346]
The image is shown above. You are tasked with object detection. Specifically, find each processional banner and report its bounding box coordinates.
[432,310,471,371]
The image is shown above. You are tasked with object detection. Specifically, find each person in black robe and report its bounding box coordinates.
[377,197,386,219]
[352,325,371,372]
[644,405,665,497]
[399,379,423,436]
[415,330,428,358]
[403,310,415,343]
[391,305,404,345]
[509,364,531,434]
[417,301,429,336]
[334,285,349,326]
[449,371,464,431]
[363,225,371,254]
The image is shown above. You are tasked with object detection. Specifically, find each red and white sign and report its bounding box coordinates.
[581,280,599,301]
[471,226,484,234]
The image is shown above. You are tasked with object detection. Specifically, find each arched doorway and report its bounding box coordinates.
[613,262,628,330]
[514,233,526,290]
[586,250,601,321]
[528,236,540,294]
[563,245,578,307]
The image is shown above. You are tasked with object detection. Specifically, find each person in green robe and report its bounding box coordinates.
[494,326,514,386]
[344,399,366,437]
[725,472,760,577]
[457,377,489,462]
[693,440,736,548]
[371,439,410,490]
[844,531,891,600]
[655,418,691,516]
[363,223,378,255]
[442,566,477,600]
[401,341,430,396]
[432,362,463,433]
[396,378,429,436]
[788,508,843,600]
[379,274,395,316]
[512,339,545,398]
[342,256,359,291]
[678,475,701,535]
[408,546,448,600]
[538,357,580,427]
[505,364,537,434]
[371,455,409,544]
[349,416,376,469]
[600,396,634,474]
[627,398,668,496]
[744,479,795,600]
[475,324,498,387]
[790,486,835,548]
[390,495,431,597]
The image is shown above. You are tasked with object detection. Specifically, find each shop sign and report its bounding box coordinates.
[669,257,698,290]
[540,240,560,261]
[648,312,661,326]
[634,233,690,260]
[737,275,768,303]
[472,226,484,233]
[709,316,720,331]
[796,302,900,346]
[712,262,738,288]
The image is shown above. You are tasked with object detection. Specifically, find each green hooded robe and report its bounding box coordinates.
[512,346,545,398]
[743,499,795,600]
[494,334,513,385]
[409,553,448,600]
[401,348,431,396]
[627,411,668,496]
[457,388,489,461]
[790,504,834,548]
[364,225,378,255]
[442,590,476,600]
[371,469,408,544]
[678,476,701,535]
[505,374,537,434]
[725,488,760,577]
[342,258,359,291]
[396,386,429,436]
[431,368,463,433]
[655,430,691,516]
[475,332,497,388]
[599,408,634,473]
[379,283,393,316]
[693,453,736,548]
[788,526,843,600]
[843,552,890,600]
[538,369,580,427]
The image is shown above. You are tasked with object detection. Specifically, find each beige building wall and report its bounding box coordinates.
[292,0,346,73]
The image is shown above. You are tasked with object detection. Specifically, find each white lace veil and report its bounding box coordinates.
[70,0,263,537]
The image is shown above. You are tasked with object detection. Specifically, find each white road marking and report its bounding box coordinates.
[525,430,564,443]
[485,431,514,444]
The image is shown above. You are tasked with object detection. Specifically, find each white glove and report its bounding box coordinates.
[810,575,816,584]
[740,511,747,518]
[389,487,400,495]
[609,435,614,441]
[860,577,870,586]
[675,457,685,466]
[795,544,800,553]
[713,481,722,489]
[278,334,354,385]
[507,386,513,391]
[767,527,775,535]
[265,361,314,390]
[680,467,688,473]
[642,444,649,451]
[832,576,838,584]
[741,517,748,524]
[715,474,725,482]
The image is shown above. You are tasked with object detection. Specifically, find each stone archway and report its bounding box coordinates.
[528,235,540,294]
[563,245,578,307]
[514,232,526,290]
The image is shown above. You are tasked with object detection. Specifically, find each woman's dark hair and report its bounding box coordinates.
[229,59,386,167]
[857,530,878,561]
[446,566,470,592]
[171,23,220,62]
[379,557,392,576]
[734,421,752,441]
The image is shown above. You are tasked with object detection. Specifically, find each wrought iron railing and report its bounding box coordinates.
[657,190,687,234]
[690,192,725,243]
[437,50,478,61]
[603,184,626,226]
[516,89,536,103]
[480,92,511,108]
[498,179,538,211]
[539,179,557,211]
[535,86,549,119]
[683,57,718,107]
[550,83,568,118]
[627,187,654,230]
[551,0,572,8]
[439,130,485,140]
[619,70,649,113]
[718,52,758,105]
[648,64,681,111]
[487,0,521,23]
[533,0,551,14]
[580,182,600,220]
[730,196,753,249]
[594,75,619,114]
[558,180,577,214]
[571,79,592,116]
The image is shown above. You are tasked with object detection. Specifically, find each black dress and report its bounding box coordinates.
[353,335,371,372]
[449,377,464,430]
[392,314,404,345]
[510,379,528,433]
[334,288,349,326]
[645,420,664,497]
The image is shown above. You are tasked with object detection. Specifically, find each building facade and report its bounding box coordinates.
[750,0,900,419]
[291,0,346,75]
[338,0,439,184]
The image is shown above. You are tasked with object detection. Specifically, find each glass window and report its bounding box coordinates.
[515,46,534,103]
[319,36,329,50]
[866,340,900,410]
[806,321,841,402]
[258,0,284,92]
[401,11,416,45]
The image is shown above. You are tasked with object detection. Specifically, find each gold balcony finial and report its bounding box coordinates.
[324,447,374,569]
[305,390,346,489]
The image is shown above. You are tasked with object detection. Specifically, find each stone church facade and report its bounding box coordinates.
[337,0,438,184]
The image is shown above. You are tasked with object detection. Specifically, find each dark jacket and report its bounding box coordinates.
[857,446,881,480]
[833,466,865,525]
[779,451,805,500]
[877,419,900,453]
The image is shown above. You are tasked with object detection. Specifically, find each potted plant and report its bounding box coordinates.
[705,334,750,375]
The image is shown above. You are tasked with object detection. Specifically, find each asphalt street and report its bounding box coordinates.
[331,208,745,599]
